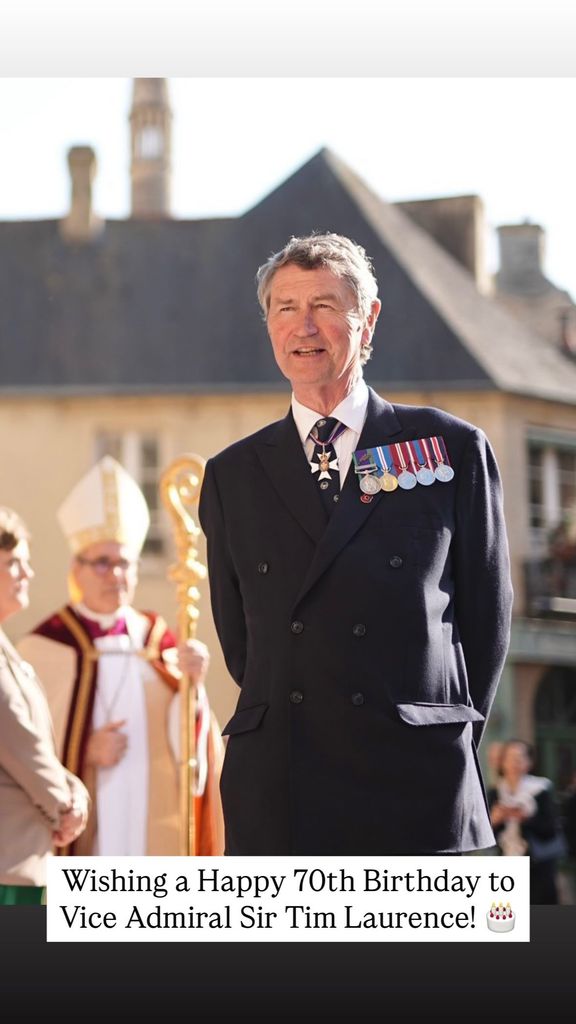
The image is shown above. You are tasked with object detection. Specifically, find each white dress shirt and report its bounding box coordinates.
[291,378,369,489]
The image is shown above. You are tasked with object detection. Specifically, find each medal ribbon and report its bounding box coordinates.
[429,435,452,468]
[375,445,396,477]
[420,436,434,471]
[412,438,427,470]
[353,448,378,475]
[437,435,452,466]
[387,444,400,477]
[394,442,409,473]
[405,441,419,475]
[353,437,450,478]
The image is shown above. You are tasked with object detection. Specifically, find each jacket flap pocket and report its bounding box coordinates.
[222,702,268,736]
[396,702,485,726]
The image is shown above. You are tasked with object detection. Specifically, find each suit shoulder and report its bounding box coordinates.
[30,609,73,644]
[137,610,177,649]
[205,416,288,470]
[390,401,483,441]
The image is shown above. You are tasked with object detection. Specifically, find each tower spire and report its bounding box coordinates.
[130,78,172,218]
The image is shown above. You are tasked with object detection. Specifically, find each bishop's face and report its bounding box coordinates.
[72,540,139,614]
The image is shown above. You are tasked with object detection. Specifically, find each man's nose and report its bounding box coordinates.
[295,310,318,336]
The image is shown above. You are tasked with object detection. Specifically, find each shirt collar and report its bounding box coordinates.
[291,378,369,445]
[73,602,125,632]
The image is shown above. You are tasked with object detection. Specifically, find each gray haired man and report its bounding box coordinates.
[200,232,513,856]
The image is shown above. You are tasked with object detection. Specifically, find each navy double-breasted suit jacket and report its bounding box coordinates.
[199,388,513,855]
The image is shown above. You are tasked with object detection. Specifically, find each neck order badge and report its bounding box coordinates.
[309,417,346,516]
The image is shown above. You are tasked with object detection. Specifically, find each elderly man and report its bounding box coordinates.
[20,457,224,856]
[199,231,513,856]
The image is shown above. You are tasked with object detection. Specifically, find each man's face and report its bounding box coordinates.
[0,539,34,623]
[266,265,380,394]
[72,540,139,614]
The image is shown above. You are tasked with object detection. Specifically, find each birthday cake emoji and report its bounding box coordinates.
[487,901,515,933]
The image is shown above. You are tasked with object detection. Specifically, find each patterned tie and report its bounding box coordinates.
[309,416,344,517]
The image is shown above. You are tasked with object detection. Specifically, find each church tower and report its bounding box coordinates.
[130,78,172,218]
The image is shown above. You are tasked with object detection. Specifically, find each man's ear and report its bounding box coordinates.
[363,298,382,341]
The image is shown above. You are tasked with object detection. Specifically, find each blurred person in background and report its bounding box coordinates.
[488,739,565,904]
[0,507,88,905]
[485,740,505,788]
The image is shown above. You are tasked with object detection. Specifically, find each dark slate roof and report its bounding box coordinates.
[1,147,575,403]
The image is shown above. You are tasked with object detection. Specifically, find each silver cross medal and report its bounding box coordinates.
[311,447,339,481]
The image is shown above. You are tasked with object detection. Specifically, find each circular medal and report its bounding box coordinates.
[360,473,381,494]
[435,464,455,482]
[397,470,417,490]
[379,472,399,493]
[416,467,435,486]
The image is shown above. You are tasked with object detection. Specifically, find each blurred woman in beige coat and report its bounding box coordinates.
[0,508,88,905]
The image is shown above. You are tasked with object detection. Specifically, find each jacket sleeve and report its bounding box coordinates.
[0,666,73,828]
[523,786,558,842]
[64,770,90,816]
[453,428,514,744]
[199,457,247,688]
[487,786,505,841]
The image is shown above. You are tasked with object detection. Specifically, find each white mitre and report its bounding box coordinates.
[57,456,150,555]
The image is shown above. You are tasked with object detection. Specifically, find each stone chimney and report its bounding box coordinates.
[130,78,172,218]
[60,146,102,243]
[559,309,576,357]
[397,195,489,293]
[496,222,547,295]
[494,220,576,350]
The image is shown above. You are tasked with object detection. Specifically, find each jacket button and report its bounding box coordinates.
[257,561,269,574]
[351,692,365,706]
[389,555,403,569]
[290,690,304,704]
[291,620,304,634]
[352,623,366,637]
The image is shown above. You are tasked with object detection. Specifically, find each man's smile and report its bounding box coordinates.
[292,346,326,357]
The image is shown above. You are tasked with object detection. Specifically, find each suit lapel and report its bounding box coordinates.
[292,388,404,608]
[255,410,327,544]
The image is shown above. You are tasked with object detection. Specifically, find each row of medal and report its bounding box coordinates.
[352,436,454,494]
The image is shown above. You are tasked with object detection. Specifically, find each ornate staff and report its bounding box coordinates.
[160,454,207,856]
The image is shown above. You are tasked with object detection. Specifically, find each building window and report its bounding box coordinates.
[528,438,576,554]
[95,431,165,556]
[137,125,163,159]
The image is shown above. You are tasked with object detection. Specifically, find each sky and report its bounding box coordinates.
[1,77,575,297]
